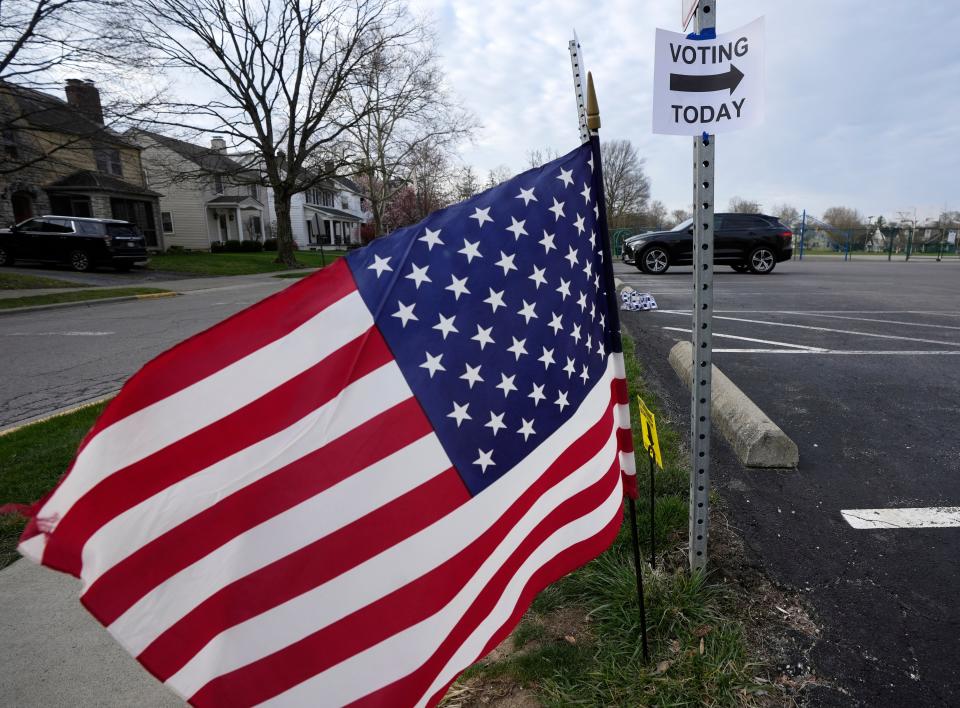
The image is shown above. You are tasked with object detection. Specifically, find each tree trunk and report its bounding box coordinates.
[273,190,299,267]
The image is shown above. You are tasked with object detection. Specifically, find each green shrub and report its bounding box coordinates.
[239,240,263,252]
[262,238,278,251]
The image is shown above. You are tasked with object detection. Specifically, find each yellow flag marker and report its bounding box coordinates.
[636,396,663,469]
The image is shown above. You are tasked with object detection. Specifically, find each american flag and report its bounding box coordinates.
[18,141,636,706]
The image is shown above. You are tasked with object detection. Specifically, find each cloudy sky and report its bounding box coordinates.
[410,0,960,223]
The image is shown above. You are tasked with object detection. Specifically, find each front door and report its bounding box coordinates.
[219,214,229,242]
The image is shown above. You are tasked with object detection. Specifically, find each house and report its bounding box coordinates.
[0,79,164,247]
[129,132,265,250]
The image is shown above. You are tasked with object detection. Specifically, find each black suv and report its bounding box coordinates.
[623,213,793,274]
[0,216,150,272]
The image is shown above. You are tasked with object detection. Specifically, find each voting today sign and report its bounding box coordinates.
[653,17,764,135]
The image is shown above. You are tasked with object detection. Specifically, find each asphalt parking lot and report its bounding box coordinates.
[616,257,960,706]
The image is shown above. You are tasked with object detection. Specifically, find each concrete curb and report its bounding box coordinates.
[668,340,798,468]
[0,392,118,437]
[0,291,177,316]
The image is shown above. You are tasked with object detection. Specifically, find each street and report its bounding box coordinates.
[617,257,960,706]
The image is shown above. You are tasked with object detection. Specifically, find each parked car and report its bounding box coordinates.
[623,214,793,274]
[0,216,150,272]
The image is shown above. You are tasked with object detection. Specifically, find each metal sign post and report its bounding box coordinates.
[689,0,716,572]
[569,34,591,144]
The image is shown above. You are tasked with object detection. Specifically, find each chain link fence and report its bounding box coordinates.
[794,224,959,260]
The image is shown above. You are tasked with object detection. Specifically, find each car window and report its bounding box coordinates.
[18,219,45,231]
[671,218,693,232]
[76,221,104,235]
[105,223,140,237]
[45,218,74,233]
[723,215,760,230]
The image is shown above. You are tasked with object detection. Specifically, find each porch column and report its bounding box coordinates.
[236,207,244,241]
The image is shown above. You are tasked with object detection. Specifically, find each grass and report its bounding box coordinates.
[0,273,91,290]
[148,250,347,276]
[0,287,173,310]
[0,402,108,569]
[452,334,767,706]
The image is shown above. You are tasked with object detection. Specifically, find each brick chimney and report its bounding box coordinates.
[210,137,227,153]
[64,79,104,125]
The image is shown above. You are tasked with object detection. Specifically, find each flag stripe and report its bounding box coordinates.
[86,261,356,441]
[162,368,619,700]
[34,287,372,552]
[82,396,434,626]
[193,456,620,707]
[140,466,470,683]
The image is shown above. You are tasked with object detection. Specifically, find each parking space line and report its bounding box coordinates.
[657,311,960,348]
[662,326,826,351]
[713,349,960,355]
[761,312,960,331]
[841,507,960,529]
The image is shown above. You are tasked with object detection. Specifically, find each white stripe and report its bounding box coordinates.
[774,312,960,332]
[415,479,623,708]
[163,362,619,699]
[657,311,960,348]
[714,349,960,355]
[262,428,622,707]
[611,353,635,480]
[36,291,371,541]
[81,361,417,587]
[17,535,45,563]
[841,507,960,529]
[661,326,826,351]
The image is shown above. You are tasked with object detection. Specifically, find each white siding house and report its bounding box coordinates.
[259,176,365,249]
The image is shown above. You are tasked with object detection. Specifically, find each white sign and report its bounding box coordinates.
[653,17,765,135]
[682,0,698,31]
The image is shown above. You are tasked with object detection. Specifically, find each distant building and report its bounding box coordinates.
[1,79,163,247]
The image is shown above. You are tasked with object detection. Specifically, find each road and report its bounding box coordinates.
[0,276,291,428]
[616,257,960,706]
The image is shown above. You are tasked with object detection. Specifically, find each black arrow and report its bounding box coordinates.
[670,64,744,95]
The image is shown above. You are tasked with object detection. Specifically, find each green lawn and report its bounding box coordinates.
[148,250,347,276]
[0,287,173,310]
[0,273,91,290]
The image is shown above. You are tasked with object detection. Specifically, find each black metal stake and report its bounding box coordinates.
[627,497,650,663]
[648,444,656,569]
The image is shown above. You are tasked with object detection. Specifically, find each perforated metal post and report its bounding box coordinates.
[689,0,716,572]
[569,36,591,144]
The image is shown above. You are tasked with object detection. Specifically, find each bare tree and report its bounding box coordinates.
[643,199,668,230]
[120,0,418,265]
[728,196,761,213]
[822,206,861,230]
[452,165,479,202]
[669,208,690,227]
[600,139,650,229]
[771,203,800,227]
[484,165,512,189]
[526,147,559,169]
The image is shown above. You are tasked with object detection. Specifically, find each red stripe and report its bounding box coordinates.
[187,396,618,707]
[613,377,628,404]
[617,427,634,453]
[42,327,392,577]
[355,462,623,708]
[141,468,470,683]
[83,260,357,447]
[621,471,639,500]
[81,397,432,627]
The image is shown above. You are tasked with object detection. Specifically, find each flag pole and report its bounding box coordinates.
[586,72,649,663]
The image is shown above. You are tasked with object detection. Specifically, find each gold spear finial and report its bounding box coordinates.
[586,71,601,132]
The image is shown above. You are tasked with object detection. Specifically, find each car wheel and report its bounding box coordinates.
[730,264,748,273]
[639,246,670,274]
[0,245,12,267]
[70,249,92,272]
[748,247,776,274]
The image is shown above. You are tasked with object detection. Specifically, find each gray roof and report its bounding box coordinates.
[132,129,255,177]
[46,170,162,197]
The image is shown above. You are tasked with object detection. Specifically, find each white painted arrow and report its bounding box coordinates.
[841,507,960,530]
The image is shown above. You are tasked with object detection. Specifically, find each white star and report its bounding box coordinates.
[368,254,393,278]
[484,288,506,313]
[461,363,484,389]
[593,203,599,220]
[548,312,563,335]
[555,390,570,411]
[420,352,445,378]
[485,411,507,436]
[579,364,590,385]
[529,383,546,406]
[496,373,517,397]
[540,230,557,253]
[549,198,565,221]
[446,274,470,300]
[506,217,528,240]
[597,340,606,357]
[577,291,588,311]
[472,325,495,350]
[600,313,606,329]
[557,167,574,187]
[495,250,517,276]
[474,449,495,473]
[392,301,418,328]
[587,153,595,172]
[507,336,528,360]
[405,263,431,289]
[586,333,593,350]
[590,302,596,320]
[594,273,601,290]
[470,207,493,228]
[419,227,443,250]
[563,357,576,378]
[517,418,536,442]
[580,183,591,204]
[571,323,582,343]
[516,187,537,206]
[582,259,593,279]
[556,278,571,300]
[459,239,482,263]
[538,346,556,369]
[448,401,471,427]
[565,245,579,268]
[589,229,597,248]
[433,313,458,340]
[573,213,586,235]
[529,265,547,289]
[517,300,538,324]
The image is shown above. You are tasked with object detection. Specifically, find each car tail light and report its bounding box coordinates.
[779,230,793,239]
